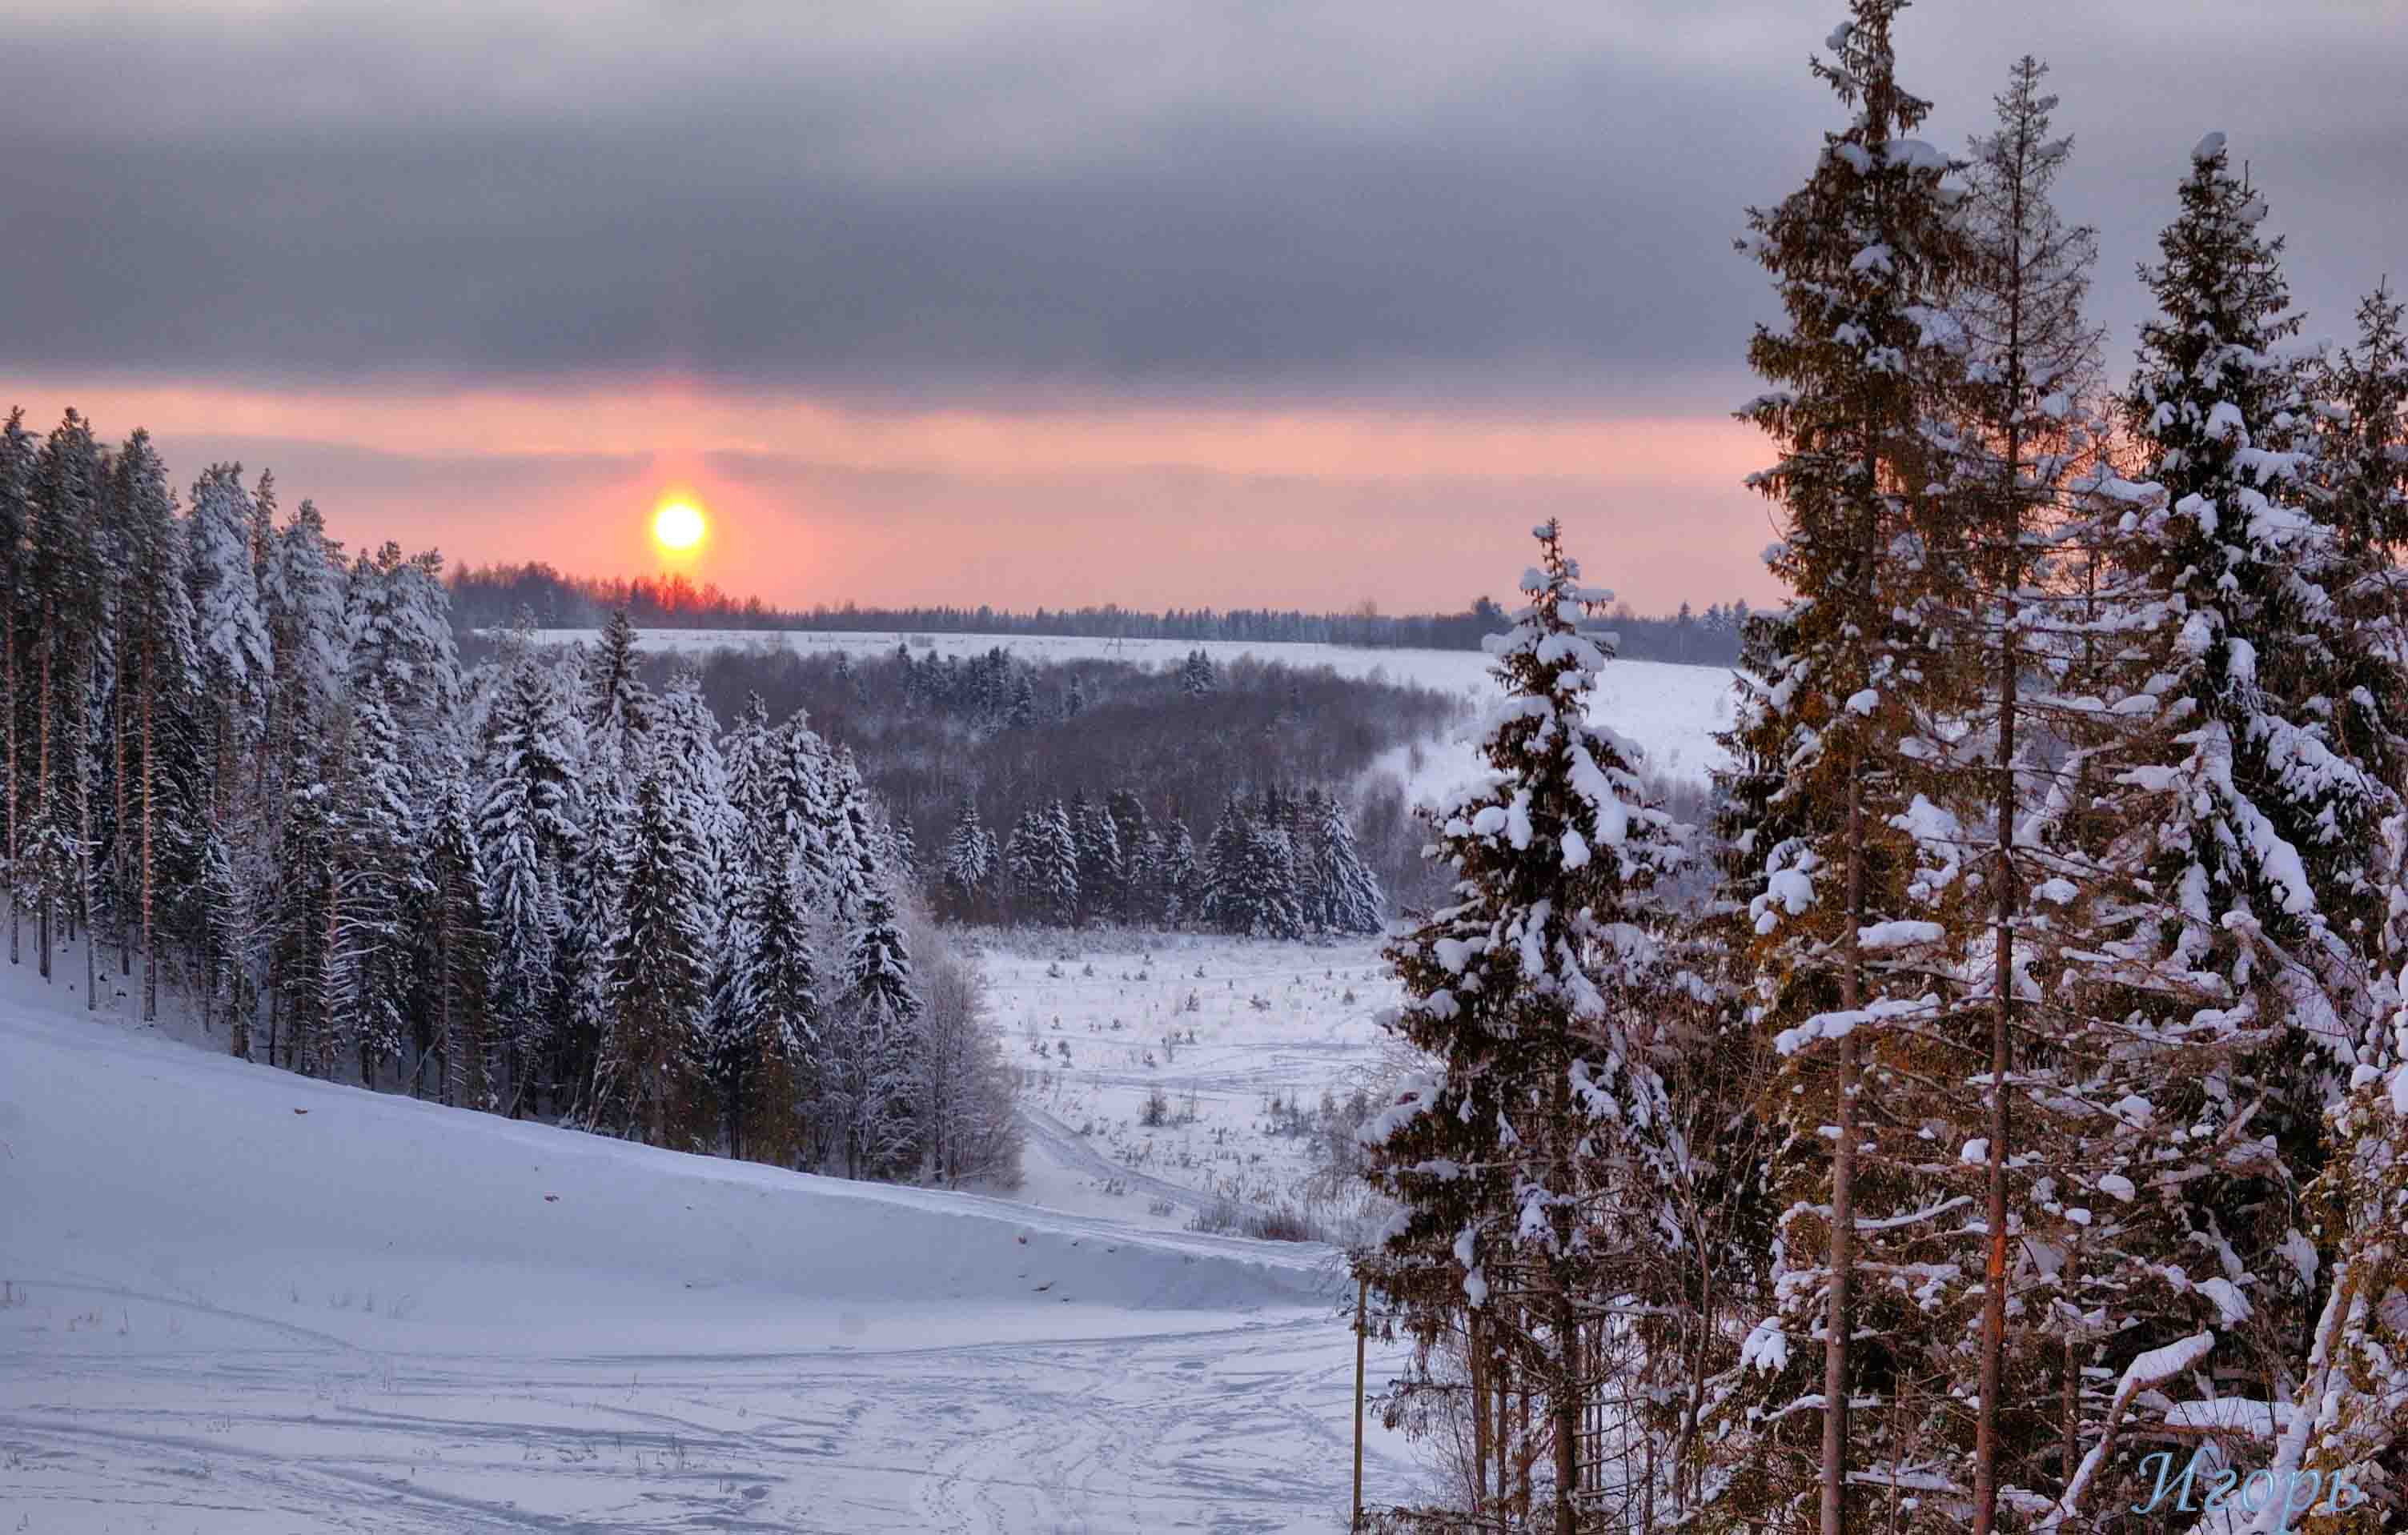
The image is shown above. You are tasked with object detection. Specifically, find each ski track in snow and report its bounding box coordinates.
[3,1291,1369,1533]
[0,948,1411,1533]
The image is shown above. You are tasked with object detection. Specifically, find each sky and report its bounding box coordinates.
[2,1,2402,615]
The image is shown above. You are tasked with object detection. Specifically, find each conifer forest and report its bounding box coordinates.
[5,2,2406,1532]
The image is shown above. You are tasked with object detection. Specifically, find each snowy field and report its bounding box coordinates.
[0,950,1414,1533]
[531,627,1743,793]
[979,931,1401,1242]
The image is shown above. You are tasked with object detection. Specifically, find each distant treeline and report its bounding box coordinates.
[447,562,1752,666]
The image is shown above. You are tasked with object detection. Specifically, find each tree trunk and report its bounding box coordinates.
[81,745,97,1012]
[1973,437,2024,1535]
[6,611,17,968]
[1820,764,1864,1535]
[142,644,156,1020]
[1470,1309,1492,1519]
[1549,1067,1582,1535]
[36,610,51,981]
[115,663,130,976]
[1553,1275,1579,1535]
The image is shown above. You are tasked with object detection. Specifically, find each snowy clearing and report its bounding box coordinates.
[0,950,1412,1533]
[980,931,1400,1242]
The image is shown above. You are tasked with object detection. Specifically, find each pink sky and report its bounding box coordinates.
[3,375,1787,614]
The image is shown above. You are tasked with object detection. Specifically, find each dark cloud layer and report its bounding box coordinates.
[4,2,2403,403]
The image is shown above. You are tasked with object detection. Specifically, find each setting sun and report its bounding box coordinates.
[652,497,706,551]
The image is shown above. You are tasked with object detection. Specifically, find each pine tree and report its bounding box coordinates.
[1724,6,1971,1526]
[1359,523,1689,1535]
[1936,56,2105,1526]
[112,431,202,1022]
[0,411,30,971]
[26,411,109,985]
[271,762,343,1076]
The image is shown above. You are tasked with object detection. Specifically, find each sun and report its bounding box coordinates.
[652,497,706,552]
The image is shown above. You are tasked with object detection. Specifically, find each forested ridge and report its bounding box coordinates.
[0,447,1022,1184]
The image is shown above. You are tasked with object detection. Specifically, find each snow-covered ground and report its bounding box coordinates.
[0,946,1412,1533]
[980,931,1401,1242]
[532,627,1743,797]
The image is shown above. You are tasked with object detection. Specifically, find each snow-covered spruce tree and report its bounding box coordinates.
[1718,6,1976,1529]
[331,679,419,1089]
[1159,816,1199,926]
[711,841,817,1165]
[649,671,735,912]
[1308,790,1385,935]
[1359,521,1688,1535]
[1073,792,1124,923]
[476,651,580,1096]
[2021,136,2408,1527]
[940,800,994,920]
[261,499,350,800]
[344,542,460,760]
[588,763,708,1145]
[1009,799,1079,927]
[2312,282,2408,563]
[1180,648,1217,697]
[185,463,273,1032]
[1200,800,1255,934]
[584,607,649,778]
[825,882,922,1179]
[417,767,496,1108]
[828,745,883,924]
[1105,789,1154,912]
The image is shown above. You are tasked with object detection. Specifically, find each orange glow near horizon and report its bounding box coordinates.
[0,372,1787,613]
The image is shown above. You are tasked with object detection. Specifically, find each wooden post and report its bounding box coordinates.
[1353,1275,1368,1530]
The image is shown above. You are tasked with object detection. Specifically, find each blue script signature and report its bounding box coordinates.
[2133,1449,2370,1529]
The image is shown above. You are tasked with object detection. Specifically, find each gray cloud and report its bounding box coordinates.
[3,2,2402,403]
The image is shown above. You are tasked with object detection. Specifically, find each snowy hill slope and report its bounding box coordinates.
[0,963,1405,1532]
